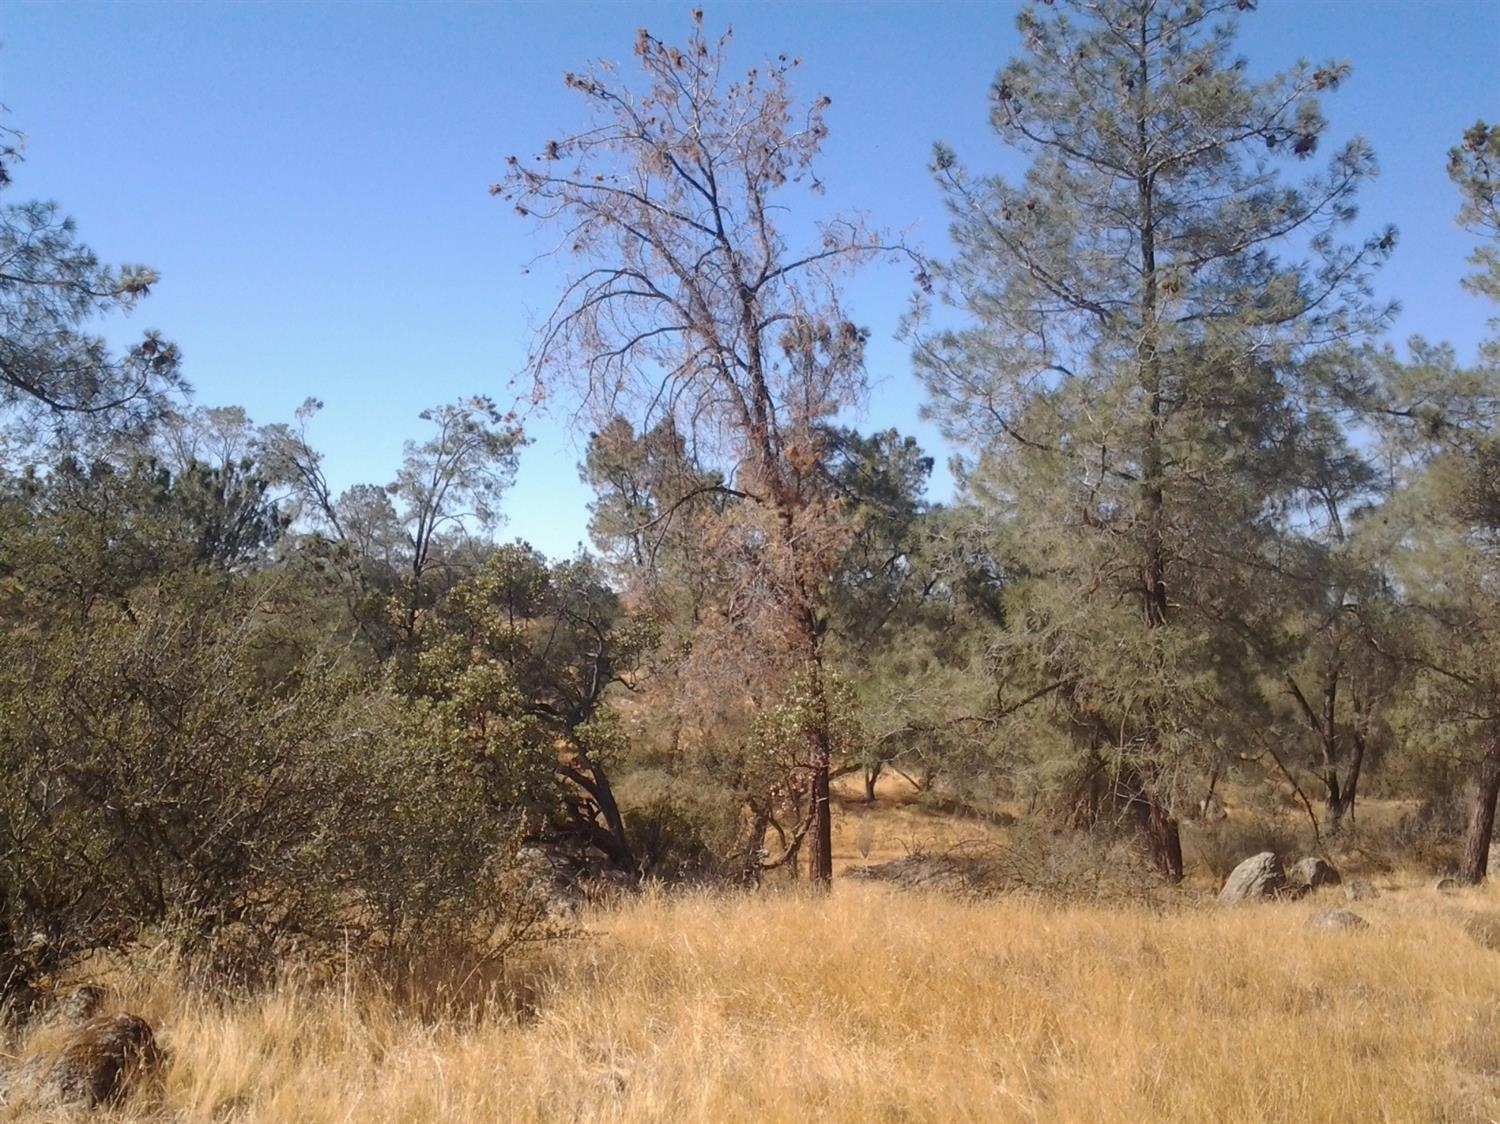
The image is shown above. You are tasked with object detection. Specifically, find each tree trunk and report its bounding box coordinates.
[589,762,635,876]
[557,758,635,875]
[1318,674,1346,832]
[740,803,773,887]
[1326,721,1368,833]
[1197,757,1222,821]
[1065,748,1107,830]
[1341,700,1372,828]
[808,732,833,887]
[1323,781,1345,834]
[1129,35,1181,885]
[1069,755,1183,883]
[1148,803,1184,883]
[863,761,882,804]
[0,886,17,999]
[1459,743,1500,885]
[1123,773,1183,882]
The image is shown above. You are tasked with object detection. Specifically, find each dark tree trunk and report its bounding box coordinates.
[1065,745,1107,830]
[808,737,833,887]
[1129,57,1181,884]
[1123,770,1183,883]
[1148,803,1184,883]
[1068,754,1183,882]
[1341,701,1372,827]
[1344,720,1368,822]
[1323,780,1345,833]
[863,761,882,804]
[557,758,635,875]
[590,764,635,875]
[1197,758,1222,820]
[0,886,17,998]
[1318,674,1345,832]
[1325,722,1368,833]
[1460,744,1500,885]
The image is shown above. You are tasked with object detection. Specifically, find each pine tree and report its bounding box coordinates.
[914,0,1394,876]
[0,125,184,446]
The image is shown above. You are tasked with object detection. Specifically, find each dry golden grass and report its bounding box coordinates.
[6,875,1497,1123]
[829,771,1018,872]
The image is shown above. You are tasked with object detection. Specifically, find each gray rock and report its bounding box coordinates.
[1307,908,1369,932]
[1289,856,1341,890]
[514,846,587,917]
[1434,876,1461,894]
[1343,880,1379,902]
[2,982,107,1033]
[39,984,107,1028]
[1217,852,1286,904]
[12,1013,162,1108]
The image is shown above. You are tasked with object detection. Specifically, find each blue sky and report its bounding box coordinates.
[3,0,1497,559]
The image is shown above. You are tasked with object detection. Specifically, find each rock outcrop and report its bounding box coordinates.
[7,1013,162,1110]
[1289,856,1341,891]
[1217,852,1286,904]
[1306,909,1369,932]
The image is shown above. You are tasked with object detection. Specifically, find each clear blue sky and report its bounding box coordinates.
[3,0,1497,560]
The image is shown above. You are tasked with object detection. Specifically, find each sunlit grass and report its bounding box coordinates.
[11,873,1495,1123]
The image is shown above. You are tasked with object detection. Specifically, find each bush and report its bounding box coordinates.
[1188,818,1306,883]
[993,823,1168,903]
[849,823,1167,905]
[617,769,744,883]
[1389,793,1469,872]
[0,582,561,995]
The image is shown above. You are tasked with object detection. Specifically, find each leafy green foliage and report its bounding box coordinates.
[396,544,653,870]
[0,578,538,990]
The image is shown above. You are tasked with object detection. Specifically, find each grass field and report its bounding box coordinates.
[7,871,1497,1123]
[5,777,1496,1122]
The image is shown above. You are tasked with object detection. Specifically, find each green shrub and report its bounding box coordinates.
[0,582,558,994]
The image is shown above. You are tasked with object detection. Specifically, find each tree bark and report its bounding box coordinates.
[0,885,17,999]
[1128,25,1181,883]
[1325,721,1368,833]
[1122,765,1184,883]
[1149,803,1184,883]
[1340,698,1371,827]
[808,728,833,887]
[1459,743,1500,885]
[1318,674,1345,831]
[556,758,635,875]
[589,763,635,876]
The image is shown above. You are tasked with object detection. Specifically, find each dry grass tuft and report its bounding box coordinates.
[1459,909,1500,954]
[2,877,1495,1122]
